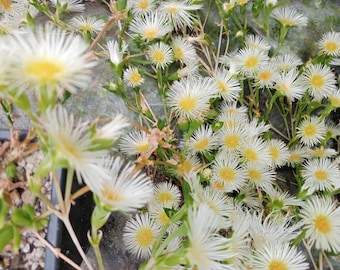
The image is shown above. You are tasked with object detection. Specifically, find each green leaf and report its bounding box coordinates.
[0,198,9,228]
[12,226,21,252]
[0,225,14,252]
[11,206,35,228]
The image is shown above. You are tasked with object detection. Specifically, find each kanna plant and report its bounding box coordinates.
[0,0,340,270]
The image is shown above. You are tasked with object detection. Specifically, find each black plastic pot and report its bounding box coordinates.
[0,129,94,270]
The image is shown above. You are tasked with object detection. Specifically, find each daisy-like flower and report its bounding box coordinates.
[274,68,305,101]
[39,106,110,184]
[245,163,276,192]
[318,31,340,57]
[192,187,233,228]
[129,12,172,41]
[93,114,130,140]
[252,242,309,270]
[123,66,144,87]
[69,16,105,34]
[50,0,85,12]
[249,211,303,250]
[246,118,271,137]
[296,116,327,147]
[107,40,128,66]
[218,101,248,121]
[300,196,340,252]
[123,213,161,259]
[176,154,201,176]
[158,0,202,30]
[186,204,233,270]
[265,186,303,211]
[238,137,271,165]
[167,76,217,120]
[310,147,338,158]
[253,62,277,88]
[301,158,340,195]
[212,69,242,101]
[6,25,96,98]
[237,185,261,208]
[217,124,248,153]
[211,152,247,193]
[266,139,290,168]
[87,156,153,212]
[287,145,311,167]
[152,182,182,209]
[147,42,173,69]
[245,34,271,52]
[233,47,269,76]
[329,89,340,108]
[271,54,303,73]
[271,6,308,27]
[171,36,197,66]
[301,64,336,101]
[187,125,218,154]
[119,129,152,156]
[130,0,157,15]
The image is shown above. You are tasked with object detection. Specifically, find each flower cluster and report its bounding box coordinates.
[0,0,340,270]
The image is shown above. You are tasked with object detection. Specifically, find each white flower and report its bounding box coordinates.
[50,0,85,12]
[167,76,217,120]
[271,6,308,27]
[186,204,234,270]
[40,105,110,184]
[93,114,130,140]
[129,12,172,41]
[212,69,242,101]
[171,36,197,66]
[188,125,218,154]
[318,31,340,57]
[233,47,269,76]
[301,158,340,195]
[107,40,128,66]
[296,116,327,147]
[147,42,174,69]
[252,242,309,270]
[271,54,303,73]
[69,16,106,34]
[245,34,271,52]
[6,25,96,98]
[88,156,153,212]
[301,64,337,101]
[123,66,144,87]
[274,68,305,101]
[130,0,157,15]
[119,129,153,156]
[158,0,202,30]
[245,163,276,192]
[238,137,271,165]
[123,213,161,259]
[266,139,290,168]
[300,196,340,252]
[151,181,182,209]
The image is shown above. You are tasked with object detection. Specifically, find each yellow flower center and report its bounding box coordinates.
[277,82,291,94]
[310,74,324,88]
[330,96,340,107]
[157,192,173,204]
[280,18,294,26]
[168,6,179,14]
[217,81,228,93]
[303,124,316,137]
[101,188,122,202]
[314,214,331,234]
[244,56,258,69]
[25,58,63,84]
[136,227,155,247]
[178,96,197,112]
[193,138,209,151]
[224,134,240,149]
[158,210,170,224]
[314,169,328,181]
[139,0,149,9]
[207,201,219,214]
[174,47,184,59]
[212,181,224,191]
[259,70,272,81]
[153,51,166,63]
[58,135,82,159]
[313,149,325,157]
[325,41,338,53]
[269,147,280,160]
[243,148,258,162]
[130,71,142,84]
[144,27,158,39]
[134,141,150,153]
[268,260,288,270]
[248,169,261,181]
[81,23,94,32]
[289,153,300,162]
[219,167,236,182]
[177,159,193,175]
